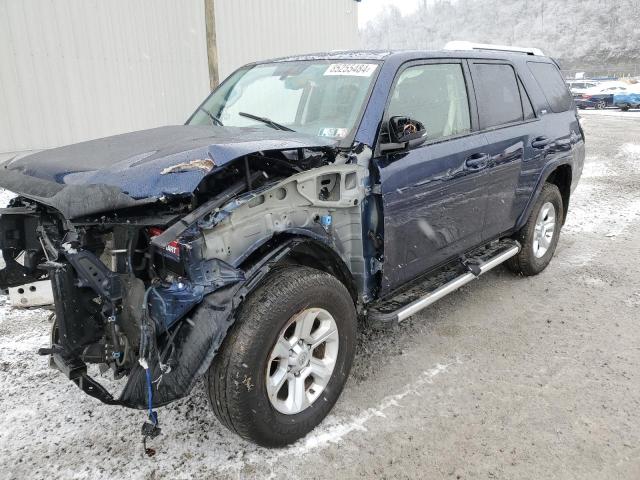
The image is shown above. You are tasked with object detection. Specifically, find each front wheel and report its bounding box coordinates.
[507,183,564,276]
[207,266,357,447]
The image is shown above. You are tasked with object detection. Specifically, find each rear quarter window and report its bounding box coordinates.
[527,62,574,112]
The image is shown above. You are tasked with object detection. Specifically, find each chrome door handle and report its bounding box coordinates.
[465,153,490,170]
[532,136,551,149]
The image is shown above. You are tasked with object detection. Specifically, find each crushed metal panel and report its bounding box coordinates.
[0,125,338,218]
[201,164,369,287]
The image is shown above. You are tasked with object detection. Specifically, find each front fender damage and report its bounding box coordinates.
[0,142,375,415]
[119,241,293,408]
[43,225,298,409]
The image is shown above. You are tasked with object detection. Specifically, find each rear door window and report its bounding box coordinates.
[527,62,574,112]
[471,63,524,129]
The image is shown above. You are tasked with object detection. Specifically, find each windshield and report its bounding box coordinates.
[187,61,379,144]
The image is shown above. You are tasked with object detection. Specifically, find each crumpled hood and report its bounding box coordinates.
[0,125,337,218]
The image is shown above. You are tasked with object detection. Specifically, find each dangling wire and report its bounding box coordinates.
[142,359,158,425]
[139,287,162,456]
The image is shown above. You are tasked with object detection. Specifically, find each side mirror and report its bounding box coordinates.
[381,116,428,152]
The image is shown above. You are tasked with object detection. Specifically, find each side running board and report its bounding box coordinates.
[368,240,520,327]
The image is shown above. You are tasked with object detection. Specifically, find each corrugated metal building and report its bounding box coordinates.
[0,0,359,158]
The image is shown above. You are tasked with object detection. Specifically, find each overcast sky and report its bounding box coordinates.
[358,0,423,28]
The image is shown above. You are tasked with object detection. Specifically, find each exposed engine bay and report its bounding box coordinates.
[0,127,379,410]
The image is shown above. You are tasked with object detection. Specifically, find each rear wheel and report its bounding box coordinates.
[507,183,564,276]
[596,100,607,109]
[206,266,357,447]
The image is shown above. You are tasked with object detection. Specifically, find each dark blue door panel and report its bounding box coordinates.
[482,113,577,240]
[506,111,581,233]
[481,126,530,239]
[376,133,489,293]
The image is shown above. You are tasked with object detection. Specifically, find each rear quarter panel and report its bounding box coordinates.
[512,59,584,229]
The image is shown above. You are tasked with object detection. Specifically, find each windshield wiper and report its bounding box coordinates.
[239,112,294,132]
[198,107,224,127]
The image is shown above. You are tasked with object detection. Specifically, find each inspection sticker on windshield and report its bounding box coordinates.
[324,63,378,77]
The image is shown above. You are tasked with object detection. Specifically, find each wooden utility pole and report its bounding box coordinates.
[204,0,219,90]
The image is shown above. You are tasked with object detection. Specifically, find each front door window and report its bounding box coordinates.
[387,63,471,142]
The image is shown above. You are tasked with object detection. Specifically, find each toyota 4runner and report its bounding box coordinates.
[0,43,584,447]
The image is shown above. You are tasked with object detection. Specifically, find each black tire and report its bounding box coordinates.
[621,106,630,112]
[507,183,564,276]
[206,266,357,447]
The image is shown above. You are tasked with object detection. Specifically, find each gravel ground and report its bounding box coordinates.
[1,114,639,479]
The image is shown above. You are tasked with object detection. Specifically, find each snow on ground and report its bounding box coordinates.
[564,141,640,237]
[578,108,640,118]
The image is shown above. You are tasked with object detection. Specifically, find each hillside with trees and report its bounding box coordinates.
[361,0,640,74]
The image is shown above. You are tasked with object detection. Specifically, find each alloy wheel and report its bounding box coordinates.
[532,201,556,258]
[266,308,339,415]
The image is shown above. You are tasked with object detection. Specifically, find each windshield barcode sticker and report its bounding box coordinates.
[318,127,349,138]
[324,63,378,77]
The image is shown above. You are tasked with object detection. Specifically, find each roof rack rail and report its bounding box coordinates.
[443,41,545,57]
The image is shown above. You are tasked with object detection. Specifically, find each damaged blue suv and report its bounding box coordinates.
[0,44,584,447]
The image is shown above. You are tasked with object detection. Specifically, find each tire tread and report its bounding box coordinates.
[206,265,356,446]
[507,183,564,276]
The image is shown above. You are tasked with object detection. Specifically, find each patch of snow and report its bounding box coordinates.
[0,188,15,208]
[566,197,640,236]
[578,109,640,119]
[620,143,640,155]
[580,160,613,178]
[564,144,640,237]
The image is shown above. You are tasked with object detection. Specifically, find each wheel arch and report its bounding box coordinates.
[239,233,359,304]
[517,161,573,230]
[545,164,572,224]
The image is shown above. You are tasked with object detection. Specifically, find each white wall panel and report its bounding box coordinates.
[0,0,210,154]
[0,0,359,155]
[214,0,359,80]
